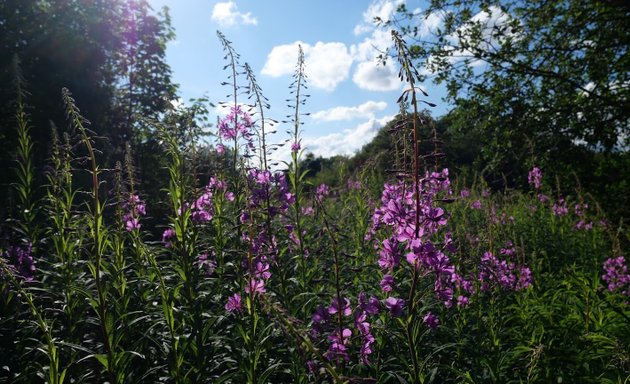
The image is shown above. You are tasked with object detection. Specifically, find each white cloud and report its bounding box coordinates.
[307,42,354,91]
[311,101,388,122]
[419,6,514,76]
[418,11,445,38]
[261,42,303,77]
[211,1,257,27]
[449,6,514,58]
[261,41,353,91]
[353,60,401,91]
[350,7,404,92]
[262,1,414,93]
[303,115,395,157]
[267,114,395,166]
[354,0,404,35]
[351,28,392,62]
[170,97,184,110]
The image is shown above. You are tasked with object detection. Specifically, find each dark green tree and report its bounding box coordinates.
[385,0,630,218]
[0,0,177,219]
[112,0,177,152]
[388,0,629,177]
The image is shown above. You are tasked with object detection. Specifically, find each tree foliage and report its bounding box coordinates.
[0,0,177,219]
[391,0,629,174]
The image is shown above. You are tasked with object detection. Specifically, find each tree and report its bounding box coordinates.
[0,0,177,219]
[389,0,629,181]
[112,0,177,152]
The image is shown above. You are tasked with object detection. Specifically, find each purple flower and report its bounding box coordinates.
[444,231,457,253]
[162,228,175,247]
[538,193,550,203]
[218,105,255,150]
[245,278,266,294]
[425,207,447,227]
[5,244,35,281]
[225,293,242,313]
[325,328,352,363]
[125,217,140,231]
[384,297,405,317]
[312,305,329,324]
[315,184,330,203]
[423,312,439,329]
[291,140,301,153]
[378,237,400,270]
[190,179,231,224]
[602,257,630,297]
[122,194,145,232]
[347,179,362,190]
[457,295,470,307]
[528,167,542,189]
[359,292,380,315]
[249,169,272,185]
[471,200,482,209]
[452,272,475,294]
[354,311,375,365]
[460,189,470,198]
[380,274,396,293]
[197,253,217,276]
[500,242,515,257]
[306,360,318,373]
[552,198,569,216]
[479,251,533,292]
[254,260,271,280]
[328,297,352,317]
[575,203,588,216]
[360,332,375,365]
[517,267,533,290]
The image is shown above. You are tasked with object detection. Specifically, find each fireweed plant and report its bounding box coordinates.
[1,32,628,384]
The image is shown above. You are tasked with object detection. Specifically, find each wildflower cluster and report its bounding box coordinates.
[218,105,255,152]
[3,243,35,281]
[191,177,233,224]
[122,194,145,232]
[310,293,380,366]
[574,203,593,230]
[315,183,330,203]
[246,169,293,215]
[478,250,533,292]
[242,229,276,296]
[197,252,217,277]
[552,198,569,216]
[162,177,233,246]
[602,256,630,299]
[225,292,242,313]
[526,167,599,231]
[528,166,542,189]
[371,169,459,308]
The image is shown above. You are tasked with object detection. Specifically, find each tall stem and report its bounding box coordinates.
[63,88,117,382]
[320,203,345,375]
[392,30,434,384]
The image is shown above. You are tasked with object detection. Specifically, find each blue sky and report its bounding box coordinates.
[147,0,450,161]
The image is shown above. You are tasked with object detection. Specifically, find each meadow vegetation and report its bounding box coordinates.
[1,1,629,383]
